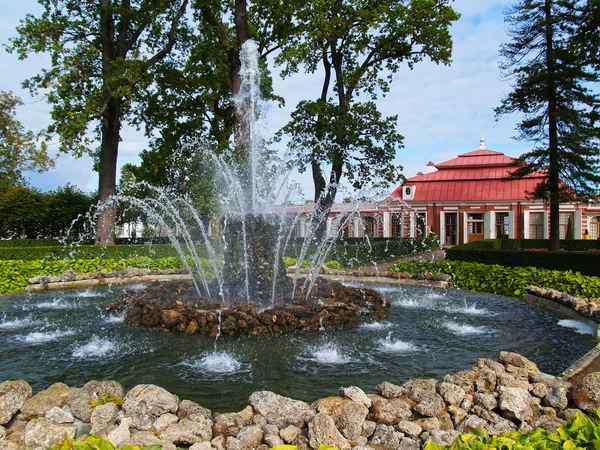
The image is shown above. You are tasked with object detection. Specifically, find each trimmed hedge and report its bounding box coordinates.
[389,259,600,298]
[329,237,439,266]
[500,238,600,251]
[447,240,600,277]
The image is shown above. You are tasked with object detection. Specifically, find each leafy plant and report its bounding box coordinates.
[50,434,161,450]
[89,393,124,408]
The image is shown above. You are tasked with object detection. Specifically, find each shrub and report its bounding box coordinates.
[51,434,159,450]
[389,259,600,298]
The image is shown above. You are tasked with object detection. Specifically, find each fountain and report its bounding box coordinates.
[105,40,390,334]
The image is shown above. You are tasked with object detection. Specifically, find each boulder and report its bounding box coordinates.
[367,395,413,425]
[153,413,179,433]
[572,373,600,413]
[340,386,371,408]
[177,399,212,422]
[235,425,263,448]
[369,424,400,450]
[264,433,284,448]
[473,393,497,411]
[90,403,119,436]
[249,391,313,429]
[443,370,478,394]
[413,392,446,418]
[0,380,32,425]
[498,387,533,423]
[447,405,468,427]
[531,383,548,398]
[0,424,6,440]
[122,384,179,430]
[237,406,254,423]
[67,380,125,422]
[189,442,214,450]
[21,417,76,450]
[477,358,506,377]
[438,382,466,407]
[279,425,302,443]
[475,368,497,393]
[161,418,213,445]
[361,420,376,438]
[129,431,176,450]
[213,413,248,438]
[456,415,488,434]
[107,417,133,448]
[375,382,405,399]
[428,430,460,447]
[396,420,422,438]
[308,413,351,450]
[398,436,421,450]
[498,352,540,378]
[543,379,571,411]
[21,383,70,420]
[498,373,530,390]
[472,406,517,435]
[313,396,369,442]
[45,406,74,424]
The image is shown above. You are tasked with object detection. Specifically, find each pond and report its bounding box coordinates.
[0,282,596,412]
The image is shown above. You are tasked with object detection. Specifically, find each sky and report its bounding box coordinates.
[0,0,528,200]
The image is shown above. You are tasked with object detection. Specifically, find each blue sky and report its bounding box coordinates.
[0,0,526,199]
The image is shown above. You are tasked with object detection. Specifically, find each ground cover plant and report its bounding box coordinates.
[389,260,600,299]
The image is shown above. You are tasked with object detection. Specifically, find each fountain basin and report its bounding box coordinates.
[106,278,390,336]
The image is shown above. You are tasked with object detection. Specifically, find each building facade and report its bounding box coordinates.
[386,138,600,245]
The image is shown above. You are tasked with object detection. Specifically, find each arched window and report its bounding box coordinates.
[590,216,600,239]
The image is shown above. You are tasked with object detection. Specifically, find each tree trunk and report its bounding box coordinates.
[96,99,121,245]
[232,0,250,159]
[545,0,560,252]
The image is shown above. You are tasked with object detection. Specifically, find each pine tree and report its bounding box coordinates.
[495,0,600,251]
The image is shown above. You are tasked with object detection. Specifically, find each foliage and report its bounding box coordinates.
[0,90,53,192]
[425,409,600,450]
[566,215,575,240]
[0,186,46,238]
[495,0,600,251]
[276,0,460,223]
[0,256,216,294]
[389,259,600,299]
[89,393,124,408]
[51,434,160,450]
[8,0,191,244]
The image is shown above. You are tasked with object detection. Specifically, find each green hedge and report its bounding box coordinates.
[329,237,439,266]
[0,256,217,294]
[500,238,600,251]
[389,259,600,298]
[447,242,600,277]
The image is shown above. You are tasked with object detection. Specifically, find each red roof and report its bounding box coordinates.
[388,147,548,202]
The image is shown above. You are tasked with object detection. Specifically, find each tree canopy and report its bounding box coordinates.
[275,0,460,232]
[0,90,53,192]
[496,0,600,251]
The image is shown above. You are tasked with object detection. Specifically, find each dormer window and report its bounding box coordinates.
[403,185,415,200]
[405,187,411,196]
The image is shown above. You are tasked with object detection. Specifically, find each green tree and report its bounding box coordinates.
[0,186,45,238]
[276,0,459,235]
[495,0,600,251]
[0,91,53,192]
[7,0,190,245]
[42,184,95,238]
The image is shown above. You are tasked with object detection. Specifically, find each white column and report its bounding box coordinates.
[542,211,549,239]
[383,212,391,238]
[508,211,515,238]
[462,212,468,244]
[409,213,415,238]
[439,211,445,244]
[575,210,583,239]
[484,211,493,239]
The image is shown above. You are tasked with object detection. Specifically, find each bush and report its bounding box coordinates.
[329,237,438,266]
[389,259,600,298]
[447,243,600,277]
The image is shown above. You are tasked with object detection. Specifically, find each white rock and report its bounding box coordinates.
[45,406,74,424]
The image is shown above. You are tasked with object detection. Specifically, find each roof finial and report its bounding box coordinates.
[479,134,486,150]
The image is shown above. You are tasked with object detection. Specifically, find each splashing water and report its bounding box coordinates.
[377,333,418,353]
[181,352,243,374]
[557,319,595,336]
[0,315,42,330]
[19,329,75,344]
[72,336,119,358]
[443,321,490,336]
[305,344,354,364]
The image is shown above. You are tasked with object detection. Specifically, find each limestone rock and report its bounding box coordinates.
[428,429,460,447]
[313,396,369,442]
[572,373,600,413]
[0,380,32,425]
[543,379,571,411]
[398,436,421,450]
[477,358,506,377]
[279,425,302,443]
[443,370,478,394]
[474,393,497,411]
[361,420,376,438]
[404,379,438,397]
[340,386,371,408]
[161,418,213,445]
[369,424,400,450]
[189,442,214,450]
[498,387,533,423]
[67,380,125,422]
[498,352,540,377]
[264,433,284,448]
[375,382,405,399]
[130,431,177,450]
[472,406,517,435]
[237,406,254,422]
[308,413,351,450]
[456,415,487,434]
[211,435,226,450]
[249,391,313,429]
[498,373,530,390]
[531,383,548,398]
[45,406,74,424]
[533,415,566,433]
[439,382,466,407]
[21,383,70,420]
[414,417,440,432]
[396,420,422,438]
[177,399,212,422]
[475,368,497,393]
[367,395,413,425]
[90,402,119,436]
[413,392,446,418]
[107,417,133,448]
[122,384,179,430]
[447,405,468,427]
[213,413,248,438]
[235,425,263,448]
[21,417,76,450]
[153,412,179,433]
